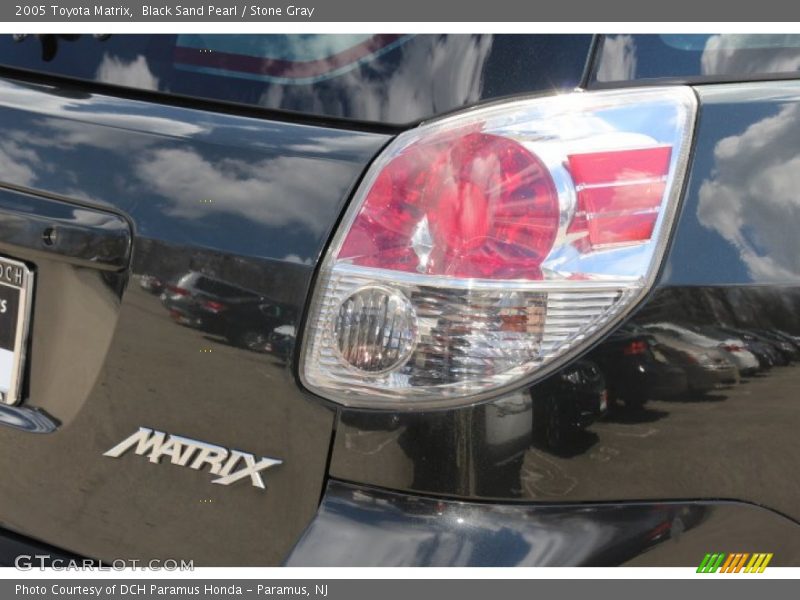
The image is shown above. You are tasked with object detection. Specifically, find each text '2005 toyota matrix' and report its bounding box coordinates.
[0,34,799,567]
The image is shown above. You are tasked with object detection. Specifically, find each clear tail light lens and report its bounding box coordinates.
[302,88,696,409]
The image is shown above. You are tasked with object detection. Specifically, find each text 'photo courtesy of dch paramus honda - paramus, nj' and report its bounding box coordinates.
[0,33,799,568]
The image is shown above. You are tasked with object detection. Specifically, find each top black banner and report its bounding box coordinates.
[4,0,798,22]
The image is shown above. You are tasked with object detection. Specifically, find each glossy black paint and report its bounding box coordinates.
[0,34,592,126]
[0,526,78,567]
[593,34,800,85]
[647,332,739,393]
[531,359,607,453]
[1,49,800,567]
[329,82,800,524]
[0,187,131,271]
[159,270,294,350]
[587,326,687,408]
[0,404,58,433]
[0,75,388,564]
[286,481,800,566]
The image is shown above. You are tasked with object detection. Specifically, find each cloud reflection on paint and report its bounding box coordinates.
[135,147,354,233]
[701,34,800,76]
[95,54,160,90]
[698,103,800,280]
[595,35,638,82]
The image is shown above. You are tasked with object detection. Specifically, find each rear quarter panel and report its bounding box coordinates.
[0,76,388,565]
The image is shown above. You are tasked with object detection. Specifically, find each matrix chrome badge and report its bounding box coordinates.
[103,428,282,489]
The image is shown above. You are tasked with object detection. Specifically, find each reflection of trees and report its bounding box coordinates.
[637,287,800,334]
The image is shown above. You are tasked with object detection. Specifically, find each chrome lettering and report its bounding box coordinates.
[211,451,283,489]
[189,445,229,475]
[103,427,166,459]
[103,428,281,489]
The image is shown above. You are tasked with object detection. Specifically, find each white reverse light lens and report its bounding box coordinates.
[334,286,417,373]
[302,87,697,409]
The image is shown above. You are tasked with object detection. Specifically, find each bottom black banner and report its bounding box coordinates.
[3,579,797,600]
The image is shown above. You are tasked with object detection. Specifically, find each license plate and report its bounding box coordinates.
[0,257,34,405]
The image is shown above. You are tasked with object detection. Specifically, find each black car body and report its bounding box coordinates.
[587,327,688,407]
[531,359,607,452]
[1,34,800,567]
[161,270,292,349]
[754,329,800,362]
[265,324,297,361]
[646,332,739,393]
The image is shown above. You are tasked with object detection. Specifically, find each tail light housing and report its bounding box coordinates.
[302,88,696,409]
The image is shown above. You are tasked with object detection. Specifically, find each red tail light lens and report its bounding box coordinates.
[167,285,189,296]
[623,340,649,355]
[567,147,672,251]
[722,344,744,352]
[302,88,697,409]
[203,300,227,313]
[339,132,560,279]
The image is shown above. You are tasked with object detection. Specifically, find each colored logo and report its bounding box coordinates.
[697,553,773,573]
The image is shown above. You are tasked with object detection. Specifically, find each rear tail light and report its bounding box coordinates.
[203,300,227,313]
[623,340,649,356]
[167,285,189,296]
[722,344,744,352]
[567,146,672,251]
[302,88,696,409]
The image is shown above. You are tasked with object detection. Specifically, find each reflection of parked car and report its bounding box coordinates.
[648,333,739,393]
[161,271,293,349]
[643,323,759,376]
[694,325,775,371]
[773,330,800,350]
[138,274,164,294]
[532,360,607,452]
[588,328,687,409]
[714,327,788,367]
[754,329,800,362]
[266,325,296,361]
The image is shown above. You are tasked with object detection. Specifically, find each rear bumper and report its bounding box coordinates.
[285,480,800,567]
[647,367,689,398]
[688,366,739,391]
[4,479,798,568]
